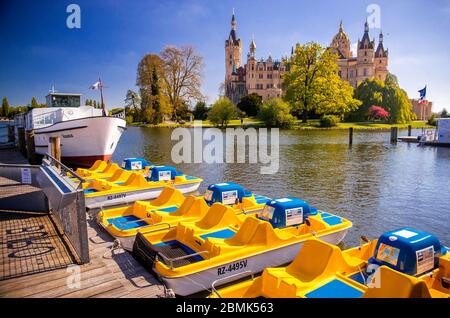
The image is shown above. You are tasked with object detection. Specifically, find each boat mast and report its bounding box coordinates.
[99,77,106,117]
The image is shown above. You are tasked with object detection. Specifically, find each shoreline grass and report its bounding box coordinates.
[128,118,434,130]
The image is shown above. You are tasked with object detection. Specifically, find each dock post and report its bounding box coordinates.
[26,130,37,164]
[348,127,353,145]
[49,136,61,167]
[390,127,398,143]
[408,125,412,136]
[18,127,26,156]
[7,125,15,143]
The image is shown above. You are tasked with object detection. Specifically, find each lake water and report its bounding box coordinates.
[112,126,450,247]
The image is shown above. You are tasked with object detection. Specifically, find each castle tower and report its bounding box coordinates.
[374,31,389,81]
[356,20,375,82]
[225,11,242,81]
[331,20,352,59]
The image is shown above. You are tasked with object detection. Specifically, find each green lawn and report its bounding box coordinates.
[129,118,433,130]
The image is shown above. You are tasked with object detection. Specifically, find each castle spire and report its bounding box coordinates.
[379,30,383,43]
[339,19,343,31]
[364,19,369,33]
[231,8,236,30]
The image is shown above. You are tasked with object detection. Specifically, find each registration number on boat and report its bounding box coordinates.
[107,193,126,200]
[217,260,248,276]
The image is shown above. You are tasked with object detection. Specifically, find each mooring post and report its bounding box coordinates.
[18,127,26,156]
[26,130,37,164]
[408,125,412,136]
[349,127,353,145]
[49,136,61,168]
[390,127,398,143]
[7,125,15,143]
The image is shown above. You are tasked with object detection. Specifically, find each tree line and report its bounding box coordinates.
[0,97,46,119]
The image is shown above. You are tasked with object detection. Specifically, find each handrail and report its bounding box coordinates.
[43,153,85,186]
[211,270,255,298]
[138,222,172,234]
[157,250,210,270]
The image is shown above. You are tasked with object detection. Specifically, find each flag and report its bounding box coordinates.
[418,86,427,104]
[90,81,101,90]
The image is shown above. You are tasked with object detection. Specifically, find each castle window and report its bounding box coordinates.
[259,74,263,79]
[267,74,272,79]
[363,68,367,76]
[251,65,254,71]
[364,51,367,56]
[379,59,382,64]
[350,70,354,78]
[338,70,342,78]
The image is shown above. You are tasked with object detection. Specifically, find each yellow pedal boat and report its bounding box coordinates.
[83,165,202,210]
[97,182,271,250]
[210,228,450,298]
[73,158,153,182]
[132,196,351,296]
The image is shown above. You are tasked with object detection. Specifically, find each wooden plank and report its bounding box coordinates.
[60,280,123,298]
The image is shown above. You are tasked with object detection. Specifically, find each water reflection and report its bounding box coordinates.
[113,127,450,246]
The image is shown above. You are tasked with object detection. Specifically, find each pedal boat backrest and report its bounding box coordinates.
[108,169,132,183]
[170,195,209,218]
[194,203,241,230]
[122,173,149,188]
[149,187,185,207]
[362,266,432,298]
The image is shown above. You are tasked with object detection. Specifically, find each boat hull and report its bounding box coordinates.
[86,182,201,210]
[33,116,126,167]
[158,228,349,296]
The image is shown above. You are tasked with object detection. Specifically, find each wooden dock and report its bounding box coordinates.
[0,208,169,298]
[0,149,170,298]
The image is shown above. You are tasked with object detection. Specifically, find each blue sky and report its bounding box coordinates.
[1,0,449,112]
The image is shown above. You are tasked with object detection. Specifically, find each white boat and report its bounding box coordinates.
[21,92,126,166]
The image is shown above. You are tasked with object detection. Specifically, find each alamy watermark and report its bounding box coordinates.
[66,4,81,29]
[367,4,381,29]
[171,122,279,174]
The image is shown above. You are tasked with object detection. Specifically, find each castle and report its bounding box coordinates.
[225,13,389,104]
[331,20,388,88]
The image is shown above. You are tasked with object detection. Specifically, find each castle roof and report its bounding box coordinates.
[358,21,374,49]
[332,20,350,43]
[375,31,388,57]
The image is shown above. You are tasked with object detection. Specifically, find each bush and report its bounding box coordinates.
[237,93,262,117]
[207,97,238,128]
[193,101,208,120]
[320,115,340,127]
[258,98,295,128]
[427,113,437,126]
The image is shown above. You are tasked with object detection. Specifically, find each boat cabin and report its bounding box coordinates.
[46,93,81,108]
[204,182,253,206]
[25,92,103,130]
[121,157,152,170]
[369,228,447,276]
[436,118,450,143]
[259,197,317,228]
[147,166,181,182]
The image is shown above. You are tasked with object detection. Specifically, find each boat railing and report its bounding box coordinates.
[137,222,172,234]
[157,250,210,270]
[211,270,255,298]
[43,153,85,188]
[111,110,126,119]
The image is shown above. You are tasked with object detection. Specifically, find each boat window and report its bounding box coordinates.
[51,95,81,107]
[376,242,400,266]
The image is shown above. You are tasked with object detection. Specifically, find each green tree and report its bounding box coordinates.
[237,93,262,117]
[383,73,414,124]
[283,42,360,122]
[85,99,91,106]
[207,97,238,128]
[93,100,97,108]
[31,97,39,108]
[193,101,208,120]
[1,97,10,117]
[258,98,295,128]
[137,53,165,123]
[348,78,385,122]
[441,108,448,118]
